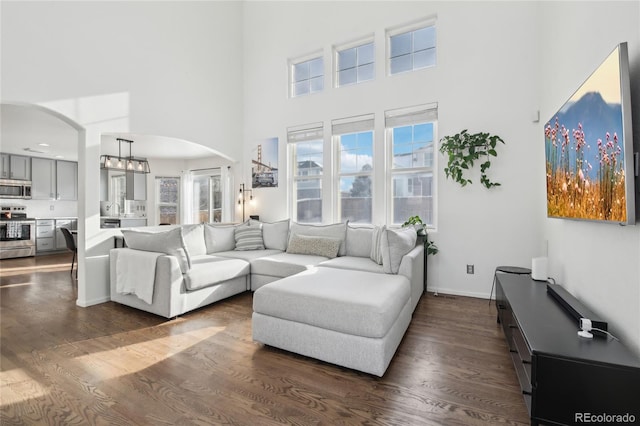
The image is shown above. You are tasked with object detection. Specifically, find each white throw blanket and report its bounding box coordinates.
[116,249,162,304]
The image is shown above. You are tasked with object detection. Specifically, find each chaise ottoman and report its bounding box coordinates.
[252,266,412,376]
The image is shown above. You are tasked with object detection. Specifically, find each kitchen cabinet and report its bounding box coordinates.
[31,158,77,200]
[36,219,55,253]
[0,153,31,180]
[119,218,147,228]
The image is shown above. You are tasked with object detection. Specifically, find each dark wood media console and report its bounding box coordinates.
[495,273,640,426]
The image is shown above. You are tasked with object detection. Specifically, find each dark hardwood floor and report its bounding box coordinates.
[1,254,529,425]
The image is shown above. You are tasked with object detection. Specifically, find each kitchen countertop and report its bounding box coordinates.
[35,216,78,220]
[101,216,147,220]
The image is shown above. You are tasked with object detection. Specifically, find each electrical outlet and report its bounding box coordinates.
[466,264,474,274]
[50,205,55,211]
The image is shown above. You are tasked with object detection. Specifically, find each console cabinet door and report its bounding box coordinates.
[31,158,56,199]
[56,161,78,201]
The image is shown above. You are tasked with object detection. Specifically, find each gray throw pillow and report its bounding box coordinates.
[346,223,374,258]
[380,227,416,274]
[235,224,265,250]
[289,222,347,256]
[204,224,237,253]
[256,219,290,251]
[286,234,341,258]
[121,227,191,273]
[182,224,206,256]
[370,225,386,265]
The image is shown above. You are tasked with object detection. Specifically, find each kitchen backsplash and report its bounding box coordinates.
[0,198,77,218]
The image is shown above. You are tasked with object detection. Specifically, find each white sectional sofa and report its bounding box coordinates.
[109,219,424,376]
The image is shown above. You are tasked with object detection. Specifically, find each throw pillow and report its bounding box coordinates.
[204,224,237,253]
[121,227,191,273]
[181,224,206,257]
[370,225,386,265]
[346,223,374,258]
[286,234,341,258]
[289,221,347,256]
[235,224,265,250]
[380,227,417,274]
[258,219,290,251]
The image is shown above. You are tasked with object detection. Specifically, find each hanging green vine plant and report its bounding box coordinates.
[439,130,505,189]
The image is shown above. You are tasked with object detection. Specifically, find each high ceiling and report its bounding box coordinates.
[1,104,224,162]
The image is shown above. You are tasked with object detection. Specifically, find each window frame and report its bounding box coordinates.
[333,36,375,88]
[289,51,325,98]
[385,104,438,228]
[386,18,437,76]
[288,123,325,223]
[154,176,180,225]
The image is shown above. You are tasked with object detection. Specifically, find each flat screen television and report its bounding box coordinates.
[544,42,635,225]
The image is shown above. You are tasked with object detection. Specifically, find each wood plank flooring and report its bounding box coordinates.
[1,254,530,425]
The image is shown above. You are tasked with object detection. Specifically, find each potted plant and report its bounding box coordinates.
[402,215,438,255]
[439,130,505,189]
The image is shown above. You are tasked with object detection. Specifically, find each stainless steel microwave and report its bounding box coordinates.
[0,179,32,199]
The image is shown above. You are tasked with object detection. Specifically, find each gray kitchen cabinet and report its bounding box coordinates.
[36,219,56,253]
[0,153,31,180]
[119,218,147,228]
[56,161,78,201]
[55,218,77,250]
[31,158,77,200]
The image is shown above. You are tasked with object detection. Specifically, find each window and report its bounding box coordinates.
[288,123,324,223]
[388,24,436,75]
[335,41,374,87]
[386,104,437,226]
[290,55,324,97]
[192,172,222,223]
[333,114,375,223]
[155,177,180,225]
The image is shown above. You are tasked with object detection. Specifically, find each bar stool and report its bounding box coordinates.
[489,266,531,305]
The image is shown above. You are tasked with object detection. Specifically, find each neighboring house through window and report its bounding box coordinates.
[332,114,375,223]
[155,176,180,225]
[385,103,438,226]
[288,123,324,223]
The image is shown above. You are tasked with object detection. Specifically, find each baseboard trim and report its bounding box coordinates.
[76,296,110,307]
[426,286,489,300]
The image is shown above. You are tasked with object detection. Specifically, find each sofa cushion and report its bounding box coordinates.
[184,257,250,291]
[204,224,237,253]
[253,267,410,338]
[290,222,347,256]
[182,224,207,257]
[381,227,417,274]
[286,234,341,259]
[252,219,290,251]
[250,252,328,278]
[319,256,384,274]
[235,224,265,250]
[346,223,373,258]
[370,225,386,265]
[121,228,190,273]
[215,249,282,261]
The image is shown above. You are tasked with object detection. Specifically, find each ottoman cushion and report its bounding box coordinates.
[253,267,410,338]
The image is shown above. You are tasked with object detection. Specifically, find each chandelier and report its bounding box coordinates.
[100,138,150,174]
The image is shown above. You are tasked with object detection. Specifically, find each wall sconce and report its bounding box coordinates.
[100,138,151,174]
[238,183,253,222]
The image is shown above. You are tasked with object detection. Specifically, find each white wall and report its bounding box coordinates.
[538,1,640,354]
[243,1,542,298]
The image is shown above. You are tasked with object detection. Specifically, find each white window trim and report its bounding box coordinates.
[386,16,437,76]
[333,34,375,88]
[288,50,325,98]
[384,103,438,229]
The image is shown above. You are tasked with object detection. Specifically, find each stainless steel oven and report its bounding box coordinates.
[0,206,36,259]
[0,179,32,199]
